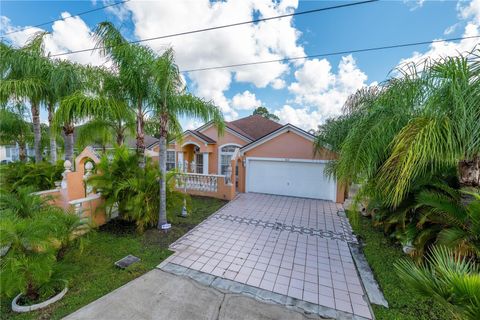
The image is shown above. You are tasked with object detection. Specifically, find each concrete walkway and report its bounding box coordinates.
[64,269,322,320]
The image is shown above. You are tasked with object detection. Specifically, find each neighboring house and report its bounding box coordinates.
[152,115,345,203]
[0,144,35,162]
[0,134,159,163]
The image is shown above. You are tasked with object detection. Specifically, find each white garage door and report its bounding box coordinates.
[246,158,336,201]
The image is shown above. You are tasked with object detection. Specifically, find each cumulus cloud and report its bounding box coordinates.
[279,55,368,130]
[231,90,262,110]
[274,105,322,131]
[119,0,305,119]
[399,0,480,66]
[1,14,106,66]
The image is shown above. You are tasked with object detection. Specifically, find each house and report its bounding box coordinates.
[0,144,35,163]
[152,115,345,203]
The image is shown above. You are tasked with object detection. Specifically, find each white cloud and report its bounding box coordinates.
[460,0,480,24]
[1,14,106,66]
[399,0,480,66]
[274,105,321,131]
[121,0,305,119]
[231,90,262,110]
[184,119,203,130]
[403,0,426,11]
[444,23,459,35]
[283,55,368,129]
[271,78,286,89]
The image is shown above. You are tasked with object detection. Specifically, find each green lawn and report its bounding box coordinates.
[350,215,450,320]
[1,196,227,320]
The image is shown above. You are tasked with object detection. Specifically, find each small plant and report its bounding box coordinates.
[0,191,87,303]
[395,246,480,320]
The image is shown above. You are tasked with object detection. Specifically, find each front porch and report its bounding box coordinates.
[172,143,241,201]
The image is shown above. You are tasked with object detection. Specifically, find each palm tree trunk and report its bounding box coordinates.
[48,103,57,164]
[31,102,42,163]
[458,156,480,188]
[18,142,27,162]
[157,112,168,230]
[136,100,145,168]
[116,131,124,146]
[64,124,74,162]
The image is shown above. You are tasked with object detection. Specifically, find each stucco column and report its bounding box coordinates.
[203,153,209,174]
[177,152,184,172]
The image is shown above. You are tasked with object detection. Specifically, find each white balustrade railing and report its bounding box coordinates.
[176,173,221,192]
[69,193,102,219]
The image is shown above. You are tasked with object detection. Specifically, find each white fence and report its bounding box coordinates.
[176,173,223,192]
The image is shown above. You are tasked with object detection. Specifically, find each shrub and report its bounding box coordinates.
[395,246,480,320]
[0,192,88,301]
[88,146,189,232]
[0,161,63,193]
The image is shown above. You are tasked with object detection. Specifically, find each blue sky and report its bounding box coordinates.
[1,0,479,130]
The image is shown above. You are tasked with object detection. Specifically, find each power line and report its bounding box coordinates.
[181,35,480,73]
[48,0,377,57]
[1,0,130,37]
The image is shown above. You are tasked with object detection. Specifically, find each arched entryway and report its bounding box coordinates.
[179,142,209,174]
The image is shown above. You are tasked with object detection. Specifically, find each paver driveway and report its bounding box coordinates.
[163,193,372,319]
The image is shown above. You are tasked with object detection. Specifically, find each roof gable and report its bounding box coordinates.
[240,124,316,153]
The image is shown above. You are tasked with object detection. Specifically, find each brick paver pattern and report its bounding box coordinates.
[168,193,372,319]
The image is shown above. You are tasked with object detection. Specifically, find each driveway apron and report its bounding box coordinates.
[162,193,372,319]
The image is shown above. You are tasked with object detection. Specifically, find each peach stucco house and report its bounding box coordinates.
[151,115,346,203]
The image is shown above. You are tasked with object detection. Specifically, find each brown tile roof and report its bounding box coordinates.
[225,122,255,141]
[190,130,216,143]
[228,115,282,140]
[192,130,216,143]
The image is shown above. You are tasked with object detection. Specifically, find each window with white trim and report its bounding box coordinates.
[166,151,176,171]
[219,145,237,175]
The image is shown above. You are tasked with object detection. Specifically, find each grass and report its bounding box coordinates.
[351,215,451,320]
[0,196,227,320]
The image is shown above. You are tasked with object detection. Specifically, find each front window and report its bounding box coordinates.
[195,153,203,173]
[166,151,176,171]
[220,145,238,175]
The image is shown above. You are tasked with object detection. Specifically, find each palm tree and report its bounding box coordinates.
[44,59,85,163]
[0,105,33,162]
[325,50,479,207]
[93,22,157,167]
[150,49,224,229]
[395,246,480,320]
[53,63,115,161]
[75,103,135,152]
[378,53,480,206]
[0,34,49,163]
[415,188,480,257]
[0,187,48,218]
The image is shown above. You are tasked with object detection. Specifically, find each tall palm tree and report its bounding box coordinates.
[56,67,135,158]
[44,59,82,163]
[151,49,224,229]
[0,34,49,163]
[53,62,112,161]
[75,105,135,152]
[93,22,157,167]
